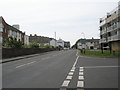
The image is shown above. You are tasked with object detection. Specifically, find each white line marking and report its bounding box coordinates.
[79,69,84,72]
[77,81,84,87]
[79,72,84,75]
[71,69,75,72]
[73,56,79,67]
[80,67,84,69]
[16,61,36,68]
[66,76,72,80]
[41,57,50,60]
[79,67,84,71]
[69,72,74,75]
[61,80,70,87]
[72,67,76,70]
[79,76,84,80]
[84,66,120,68]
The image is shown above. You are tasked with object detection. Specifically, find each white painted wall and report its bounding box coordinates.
[57,39,64,47]
[50,39,57,47]
[24,35,29,45]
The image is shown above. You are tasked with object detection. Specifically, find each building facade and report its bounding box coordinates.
[77,38,100,49]
[64,41,70,49]
[24,35,29,45]
[99,1,120,51]
[0,16,28,47]
[29,34,52,46]
[57,38,64,48]
[50,39,57,47]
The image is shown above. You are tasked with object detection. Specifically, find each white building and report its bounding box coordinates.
[50,39,57,47]
[24,35,29,45]
[77,38,100,49]
[57,38,64,48]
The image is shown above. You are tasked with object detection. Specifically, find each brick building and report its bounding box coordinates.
[0,16,28,47]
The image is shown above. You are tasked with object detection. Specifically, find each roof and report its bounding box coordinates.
[0,16,25,34]
[78,38,100,44]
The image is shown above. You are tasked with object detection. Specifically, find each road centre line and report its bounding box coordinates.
[16,61,36,68]
[73,56,79,67]
[61,56,79,88]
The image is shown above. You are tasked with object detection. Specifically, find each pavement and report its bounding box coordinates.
[1,51,57,63]
[2,49,119,89]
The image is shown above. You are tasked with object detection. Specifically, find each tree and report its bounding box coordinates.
[4,36,23,48]
[29,42,39,48]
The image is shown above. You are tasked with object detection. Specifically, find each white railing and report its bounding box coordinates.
[111,35,118,41]
[101,30,106,34]
[99,38,107,43]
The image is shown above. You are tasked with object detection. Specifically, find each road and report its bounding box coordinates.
[2,50,119,89]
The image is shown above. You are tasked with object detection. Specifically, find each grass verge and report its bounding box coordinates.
[79,50,120,58]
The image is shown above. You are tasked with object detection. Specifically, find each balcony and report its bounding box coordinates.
[100,20,106,26]
[107,24,118,32]
[99,38,107,43]
[111,35,119,41]
[100,30,106,35]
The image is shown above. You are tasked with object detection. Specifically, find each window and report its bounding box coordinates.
[0,28,3,32]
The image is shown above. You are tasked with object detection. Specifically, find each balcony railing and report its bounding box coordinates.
[99,38,107,43]
[111,35,119,41]
[100,30,106,35]
[107,24,118,32]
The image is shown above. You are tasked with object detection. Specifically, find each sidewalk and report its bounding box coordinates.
[0,51,52,63]
[0,53,41,63]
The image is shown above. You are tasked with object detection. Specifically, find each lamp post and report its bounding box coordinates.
[55,32,56,48]
[81,32,86,54]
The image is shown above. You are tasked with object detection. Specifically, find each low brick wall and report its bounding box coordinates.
[2,48,57,59]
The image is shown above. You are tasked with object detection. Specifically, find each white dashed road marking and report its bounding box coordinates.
[79,72,84,75]
[69,72,74,75]
[70,69,75,72]
[61,80,70,87]
[16,61,36,68]
[61,52,80,89]
[79,76,84,80]
[77,81,84,88]
[66,76,72,80]
[77,66,85,89]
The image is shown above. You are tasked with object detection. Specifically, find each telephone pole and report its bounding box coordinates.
[55,32,56,47]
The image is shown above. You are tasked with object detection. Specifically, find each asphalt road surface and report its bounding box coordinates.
[2,50,119,89]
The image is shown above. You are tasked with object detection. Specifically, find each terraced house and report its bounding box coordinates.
[99,1,120,51]
[0,16,29,47]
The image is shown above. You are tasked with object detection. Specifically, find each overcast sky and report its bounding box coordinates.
[0,0,119,45]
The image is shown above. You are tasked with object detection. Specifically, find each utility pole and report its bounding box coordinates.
[55,32,56,47]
